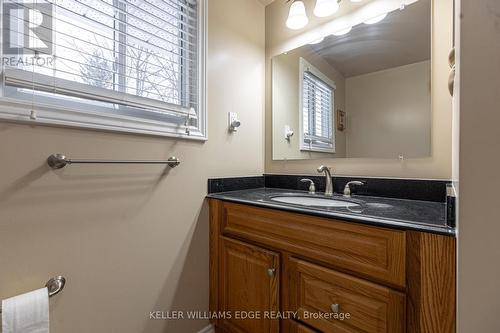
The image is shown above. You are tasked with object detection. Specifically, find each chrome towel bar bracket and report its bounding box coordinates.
[0,276,66,313]
[47,154,181,169]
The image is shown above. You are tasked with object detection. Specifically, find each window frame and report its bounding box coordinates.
[299,57,336,153]
[0,0,208,140]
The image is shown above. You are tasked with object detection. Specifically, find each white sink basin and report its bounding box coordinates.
[270,196,360,208]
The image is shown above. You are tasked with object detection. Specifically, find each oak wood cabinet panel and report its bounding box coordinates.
[288,320,320,333]
[218,237,280,333]
[209,199,222,327]
[220,201,406,289]
[406,231,456,333]
[209,199,456,333]
[288,258,405,333]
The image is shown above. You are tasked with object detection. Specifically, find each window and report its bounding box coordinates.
[300,58,335,152]
[0,0,207,139]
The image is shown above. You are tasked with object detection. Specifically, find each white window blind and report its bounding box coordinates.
[302,70,335,152]
[0,0,207,139]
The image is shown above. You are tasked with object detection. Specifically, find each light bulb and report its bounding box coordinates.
[286,1,309,30]
[314,0,339,18]
[363,13,388,24]
[332,26,352,36]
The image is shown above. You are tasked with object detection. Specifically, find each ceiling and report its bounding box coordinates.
[309,0,431,78]
[258,0,276,5]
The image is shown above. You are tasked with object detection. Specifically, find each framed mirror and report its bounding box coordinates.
[272,0,433,160]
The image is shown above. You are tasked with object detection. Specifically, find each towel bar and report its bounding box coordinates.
[0,276,66,313]
[47,154,180,169]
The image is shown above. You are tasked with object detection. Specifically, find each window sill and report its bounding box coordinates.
[0,99,207,140]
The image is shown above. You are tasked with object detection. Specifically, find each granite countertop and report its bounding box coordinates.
[207,188,455,236]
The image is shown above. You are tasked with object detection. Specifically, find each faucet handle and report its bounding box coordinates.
[343,181,365,197]
[300,179,316,194]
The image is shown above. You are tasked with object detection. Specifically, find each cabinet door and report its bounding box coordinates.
[219,237,279,333]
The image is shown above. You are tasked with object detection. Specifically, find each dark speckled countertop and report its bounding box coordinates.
[207,188,455,236]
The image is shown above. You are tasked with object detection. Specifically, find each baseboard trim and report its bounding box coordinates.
[197,324,214,333]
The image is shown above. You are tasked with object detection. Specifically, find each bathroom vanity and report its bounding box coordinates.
[207,188,455,333]
[217,0,457,330]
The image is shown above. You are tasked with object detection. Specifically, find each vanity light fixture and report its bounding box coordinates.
[363,12,388,24]
[332,26,352,36]
[285,0,390,30]
[286,0,309,30]
[313,0,340,18]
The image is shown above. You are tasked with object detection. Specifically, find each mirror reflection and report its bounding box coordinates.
[272,0,431,160]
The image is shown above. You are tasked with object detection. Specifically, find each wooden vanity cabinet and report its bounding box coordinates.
[209,199,456,333]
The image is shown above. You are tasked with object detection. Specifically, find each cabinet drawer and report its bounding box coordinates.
[221,202,406,288]
[289,258,405,333]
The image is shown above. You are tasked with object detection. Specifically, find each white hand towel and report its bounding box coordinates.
[2,287,49,333]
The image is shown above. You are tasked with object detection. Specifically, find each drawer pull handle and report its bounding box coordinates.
[267,268,276,277]
[330,303,340,313]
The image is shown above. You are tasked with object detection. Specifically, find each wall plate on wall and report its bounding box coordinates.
[337,109,346,131]
[284,125,294,141]
[228,112,241,132]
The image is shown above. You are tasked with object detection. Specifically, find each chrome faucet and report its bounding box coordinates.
[343,181,365,198]
[317,165,333,196]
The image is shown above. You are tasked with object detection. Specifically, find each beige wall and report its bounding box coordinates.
[265,0,453,179]
[345,61,431,159]
[0,0,265,332]
[272,46,346,160]
[457,0,500,331]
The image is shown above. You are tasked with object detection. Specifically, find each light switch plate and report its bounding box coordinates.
[284,125,294,141]
[228,112,240,132]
